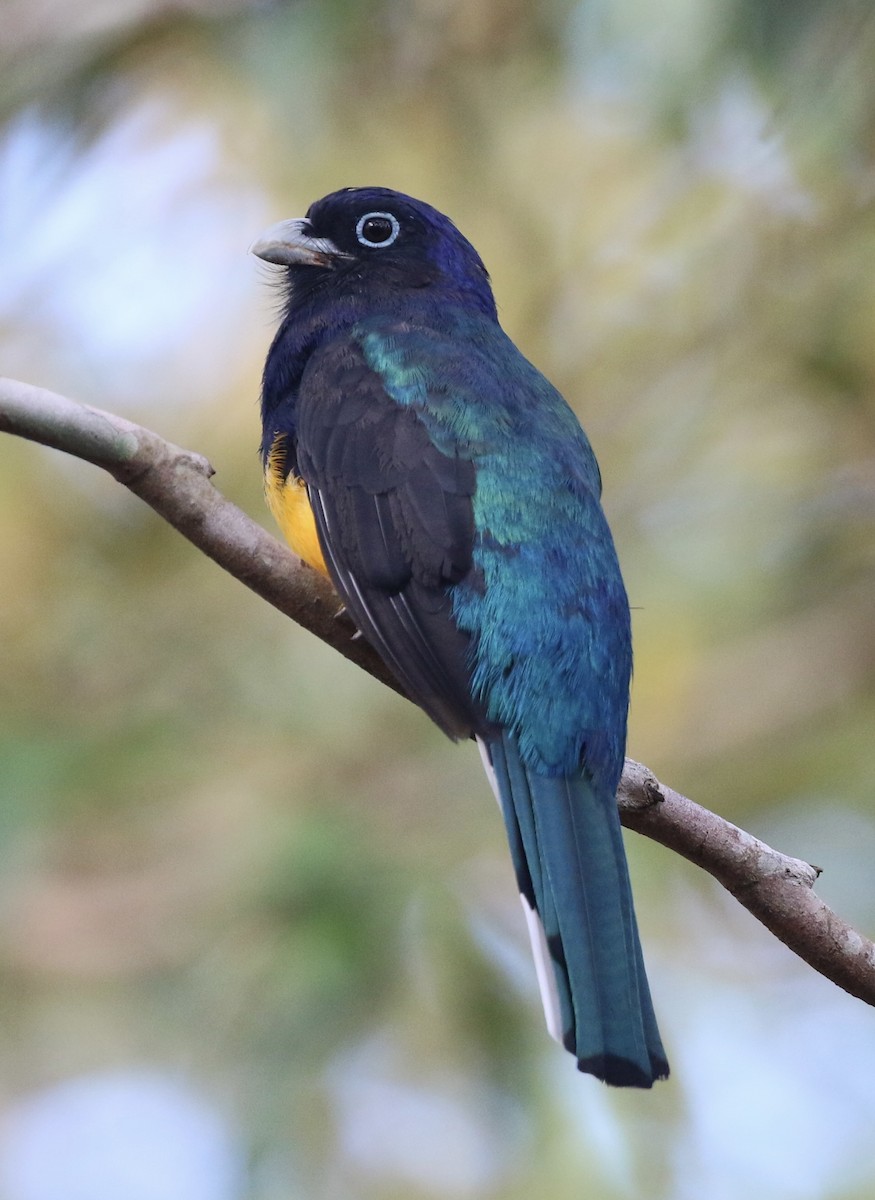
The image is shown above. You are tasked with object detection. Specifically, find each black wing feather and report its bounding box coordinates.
[296,339,484,740]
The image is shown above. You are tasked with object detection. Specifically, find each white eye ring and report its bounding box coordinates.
[355,211,400,248]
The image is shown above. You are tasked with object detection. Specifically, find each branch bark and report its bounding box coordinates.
[3,375,874,1007]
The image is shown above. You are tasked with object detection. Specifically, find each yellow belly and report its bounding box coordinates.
[264,439,328,576]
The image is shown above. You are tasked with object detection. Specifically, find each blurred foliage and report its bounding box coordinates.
[1,1,875,1197]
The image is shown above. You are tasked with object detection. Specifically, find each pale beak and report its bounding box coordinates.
[250,218,349,267]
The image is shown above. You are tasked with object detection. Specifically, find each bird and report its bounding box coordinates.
[251,187,669,1087]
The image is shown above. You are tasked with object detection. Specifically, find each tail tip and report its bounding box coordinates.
[576,1052,670,1089]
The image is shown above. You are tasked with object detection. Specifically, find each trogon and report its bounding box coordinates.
[252,187,668,1087]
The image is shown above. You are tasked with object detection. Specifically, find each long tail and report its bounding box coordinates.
[479,734,669,1087]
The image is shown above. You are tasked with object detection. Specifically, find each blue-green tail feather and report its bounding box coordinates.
[484,733,668,1087]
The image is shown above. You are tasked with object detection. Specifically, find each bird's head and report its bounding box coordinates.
[251,187,497,319]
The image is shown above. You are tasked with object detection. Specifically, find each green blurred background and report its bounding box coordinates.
[1,1,875,1197]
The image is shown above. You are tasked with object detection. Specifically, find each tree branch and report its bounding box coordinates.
[3,375,874,1006]
[0,377,403,695]
[617,761,875,1004]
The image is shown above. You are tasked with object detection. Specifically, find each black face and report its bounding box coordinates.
[259,186,497,317]
[304,187,436,270]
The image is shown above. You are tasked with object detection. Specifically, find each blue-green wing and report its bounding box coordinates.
[356,316,631,790]
[294,335,485,740]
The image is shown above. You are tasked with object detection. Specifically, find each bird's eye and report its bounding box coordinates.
[355,211,400,248]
